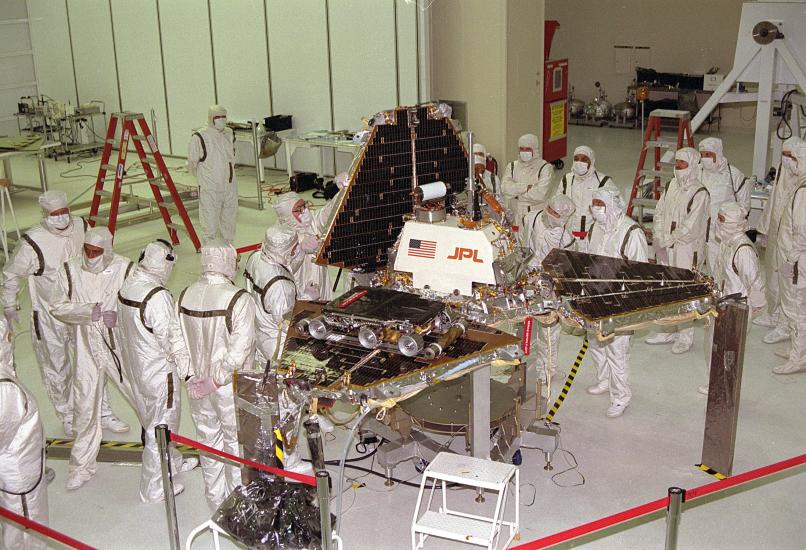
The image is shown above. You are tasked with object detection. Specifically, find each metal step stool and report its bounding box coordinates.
[411,452,519,550]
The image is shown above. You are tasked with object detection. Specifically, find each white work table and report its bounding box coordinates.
[283,132,361,178]
[0,141,61,194]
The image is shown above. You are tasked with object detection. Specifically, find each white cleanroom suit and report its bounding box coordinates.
[188,105,238,244]
[50,227,133,491]
[244,226,298,368]
[700,202,765,393]
[522,195,576,381]
[771,141,806,375]
[179,242,256,510]
[0,319,48,550]
[646,147,711,354]
[698,137,751,274]
[473,143,502,200]
[273,191,342,301]
[2,191,84,434]
[554,145,618,240]
[756,136,803,339]
[585,187,648,417]
[117,240,197,502]
[501,133,554,227]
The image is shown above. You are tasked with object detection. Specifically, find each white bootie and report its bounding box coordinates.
[101,415,130,433]
[586,382,609,395]
[752,312,777,328]
[645,333,676,345]
[763,326,791,344]
[179,457,199,472]
[606,401,629,418]
[671,338,693,354]
[772,362,806,375]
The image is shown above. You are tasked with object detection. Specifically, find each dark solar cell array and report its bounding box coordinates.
[541,249,713,321]
[318,105,467,270]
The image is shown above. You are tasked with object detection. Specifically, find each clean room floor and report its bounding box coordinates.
[2,124,803,550]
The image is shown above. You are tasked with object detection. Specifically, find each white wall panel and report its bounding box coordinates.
[329,0,397,131]
[1,0,28,19]
[67,0,120,111]
[266,0,331,172]
[110,0,169,152]
[396,0,419,106]
[210,0,270,122]
[158,0,215,156]
[28,0,77,105]
[0,23,31,53]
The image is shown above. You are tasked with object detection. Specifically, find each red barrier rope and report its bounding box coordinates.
[0,506,97,550]
[512,453,806,549]
[236,243,261,254]
[169,433,316,486]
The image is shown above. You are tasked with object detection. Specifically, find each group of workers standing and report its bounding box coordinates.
[0,104,802,548]
[0,106,345,549]
[483,132,804,418]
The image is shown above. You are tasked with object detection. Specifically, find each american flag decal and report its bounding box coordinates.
[407,239,437,259]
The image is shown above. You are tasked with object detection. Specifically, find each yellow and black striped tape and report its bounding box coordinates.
[696,463,727,480]
[47,438,195,453]
[544,338,589,423]
[273,428,285,465]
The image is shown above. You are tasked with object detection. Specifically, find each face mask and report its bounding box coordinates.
[83,254,106,274]
[701,157,716,172]
[715,219,731,243]
[298,210,313,226]
[674,166,694,183]
[474,155,485,167]
[782,156,797,174]
[214,118,226,131]
[572,161,590,176]
[590,206,607,223]
[150,259,175,285]
[45,213,71,232]
[519,150,533,163]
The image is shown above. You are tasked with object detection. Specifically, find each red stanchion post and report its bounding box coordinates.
[156,424,181,550]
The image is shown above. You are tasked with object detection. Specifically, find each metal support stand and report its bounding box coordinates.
[665,487,685,550]
[470,364,491,504]
[0,179,20,261]
[304,417,333,550]
[251,120,265,210]
[156,424,181,550]
[470,365,491,460]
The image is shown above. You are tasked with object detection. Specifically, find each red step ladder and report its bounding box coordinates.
[626,109,695,220]
[89,112,201,251]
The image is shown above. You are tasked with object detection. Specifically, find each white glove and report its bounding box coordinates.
[91,303,102,322]
[102,310,117,328]
[303,282,321,301]
[300,235,320,254]
[335,172,349,190]
[4,307,18,325]
[654,245,669,265]
[188,377,218,400]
